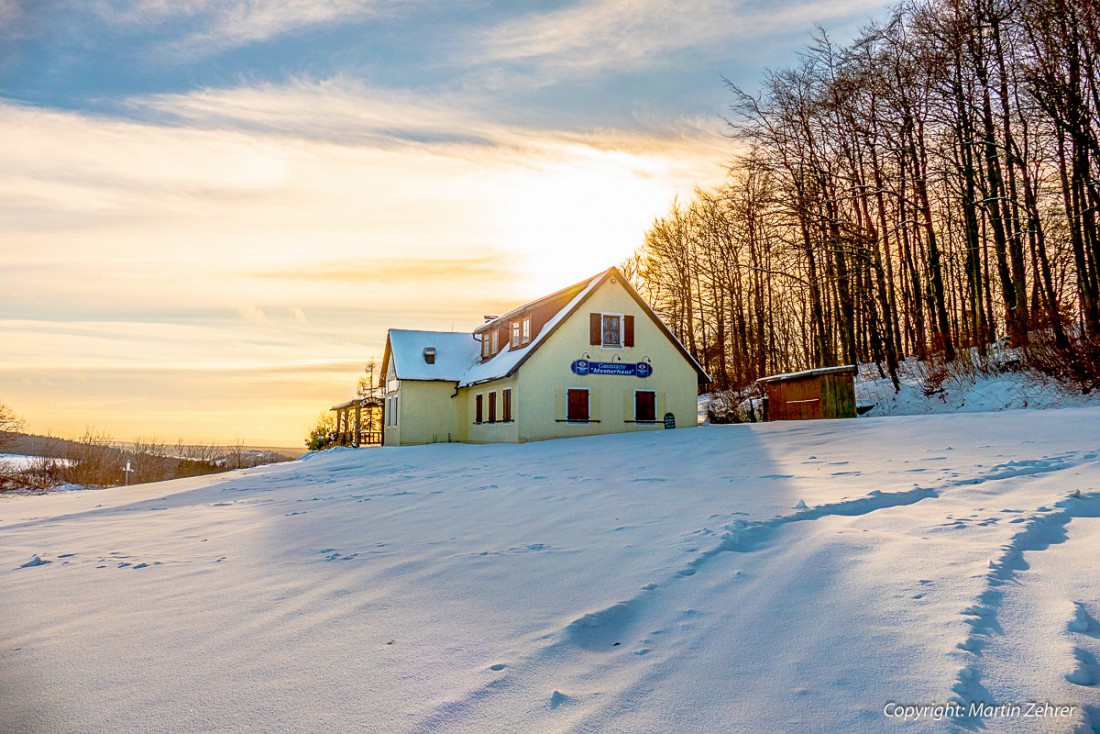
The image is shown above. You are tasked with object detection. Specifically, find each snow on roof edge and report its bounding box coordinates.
[756,365,857,383]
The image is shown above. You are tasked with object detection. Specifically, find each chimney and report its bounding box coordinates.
[423,347,436,364]
[483,315,498,323]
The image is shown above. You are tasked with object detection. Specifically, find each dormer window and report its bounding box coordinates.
[522,317,531,344]
[511,322,520,348]
[481,336,490,358]
[490,330,499,354]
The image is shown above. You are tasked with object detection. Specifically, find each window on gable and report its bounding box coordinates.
[481,336,490,359]
[502,388,512,422]
[635,390,656,422]
[521,318,531,344]
[488,391,497,423]
[602,314,621,346]
[475,394,484,424]
[591,313,624,347]
[490,330,498,354]
[511,322,520,348]
[566,388,589,422]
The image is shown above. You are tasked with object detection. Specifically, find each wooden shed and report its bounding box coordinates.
[756,365,857,421]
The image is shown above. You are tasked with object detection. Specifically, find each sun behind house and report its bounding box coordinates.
[379,267,710,445]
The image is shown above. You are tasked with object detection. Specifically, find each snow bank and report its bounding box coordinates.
[857,358,1100,416]
[3,410,1099,732]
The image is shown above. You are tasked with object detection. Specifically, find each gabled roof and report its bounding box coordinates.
[473,273,596,336]
[460,267,710,387]
[382,329,481,382]
[380,267,710,388]
[460,272,605,386]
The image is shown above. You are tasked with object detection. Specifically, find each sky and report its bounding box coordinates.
[0,0,890,448]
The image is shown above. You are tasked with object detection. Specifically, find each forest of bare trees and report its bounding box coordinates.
[627,0,1100,394]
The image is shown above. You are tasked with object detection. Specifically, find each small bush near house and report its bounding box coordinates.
[305,412,337,451]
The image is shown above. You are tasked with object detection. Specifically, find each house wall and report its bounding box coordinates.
[383,374,463,446]
[462,377,519,444]
[458,276,699,443]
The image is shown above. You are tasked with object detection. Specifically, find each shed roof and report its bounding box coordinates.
[329,397,383,411]
[756,365,857,384]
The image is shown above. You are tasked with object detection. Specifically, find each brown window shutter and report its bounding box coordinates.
[589,313,601,345]
[475,394,483,423]
[624,315,635,347]
[502,389,512,422]
[489,392,497,423]
[567,389,589,421]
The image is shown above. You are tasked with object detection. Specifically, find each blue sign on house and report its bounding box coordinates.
[571,359,653,378]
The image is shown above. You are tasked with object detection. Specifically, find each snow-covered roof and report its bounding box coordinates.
[458,274,603,387]
[385,329,481,382]
[756,365,857,384]
[385,267,708,388]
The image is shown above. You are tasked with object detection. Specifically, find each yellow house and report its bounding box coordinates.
[380,267,709,445]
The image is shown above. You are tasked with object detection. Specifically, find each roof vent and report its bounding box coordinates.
[423,346,436,365]
[483,315,498,323]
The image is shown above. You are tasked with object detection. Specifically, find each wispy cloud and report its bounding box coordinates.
[254,256,514,284]
[85,0,405,55]
[476,0,889,79]
[132,77,501,146]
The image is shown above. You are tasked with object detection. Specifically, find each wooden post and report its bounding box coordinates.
[354,402,362,447]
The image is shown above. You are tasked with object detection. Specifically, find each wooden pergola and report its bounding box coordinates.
[330,397,384,447]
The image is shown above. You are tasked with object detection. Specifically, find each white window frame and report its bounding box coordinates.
[511,322,520,348]
[490,330,498,354]
[634,389,657,422]
[521,318,531,344]
[600,312,624,349]
[565,387,591,423]
[481,336,490,358]
[502,387,513,422]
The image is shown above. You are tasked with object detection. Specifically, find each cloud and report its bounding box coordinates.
[84,0,405,55]
[132,77,502,147]
[254,256,513,284]
[475,0,890,79]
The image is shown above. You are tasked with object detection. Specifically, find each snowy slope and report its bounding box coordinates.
[3,410,1099,733]
[856,359,1100,416]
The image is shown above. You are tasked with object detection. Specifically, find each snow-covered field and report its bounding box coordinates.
[0,453,71,470]
[3,409,1099,733]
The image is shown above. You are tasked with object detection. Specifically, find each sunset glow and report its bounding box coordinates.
[1,0,888,446]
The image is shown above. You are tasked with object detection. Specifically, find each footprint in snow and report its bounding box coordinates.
[489,663,507,671]
[18,555,51,569]
[1068,602,1100,637]
[1066,647,1099,686]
